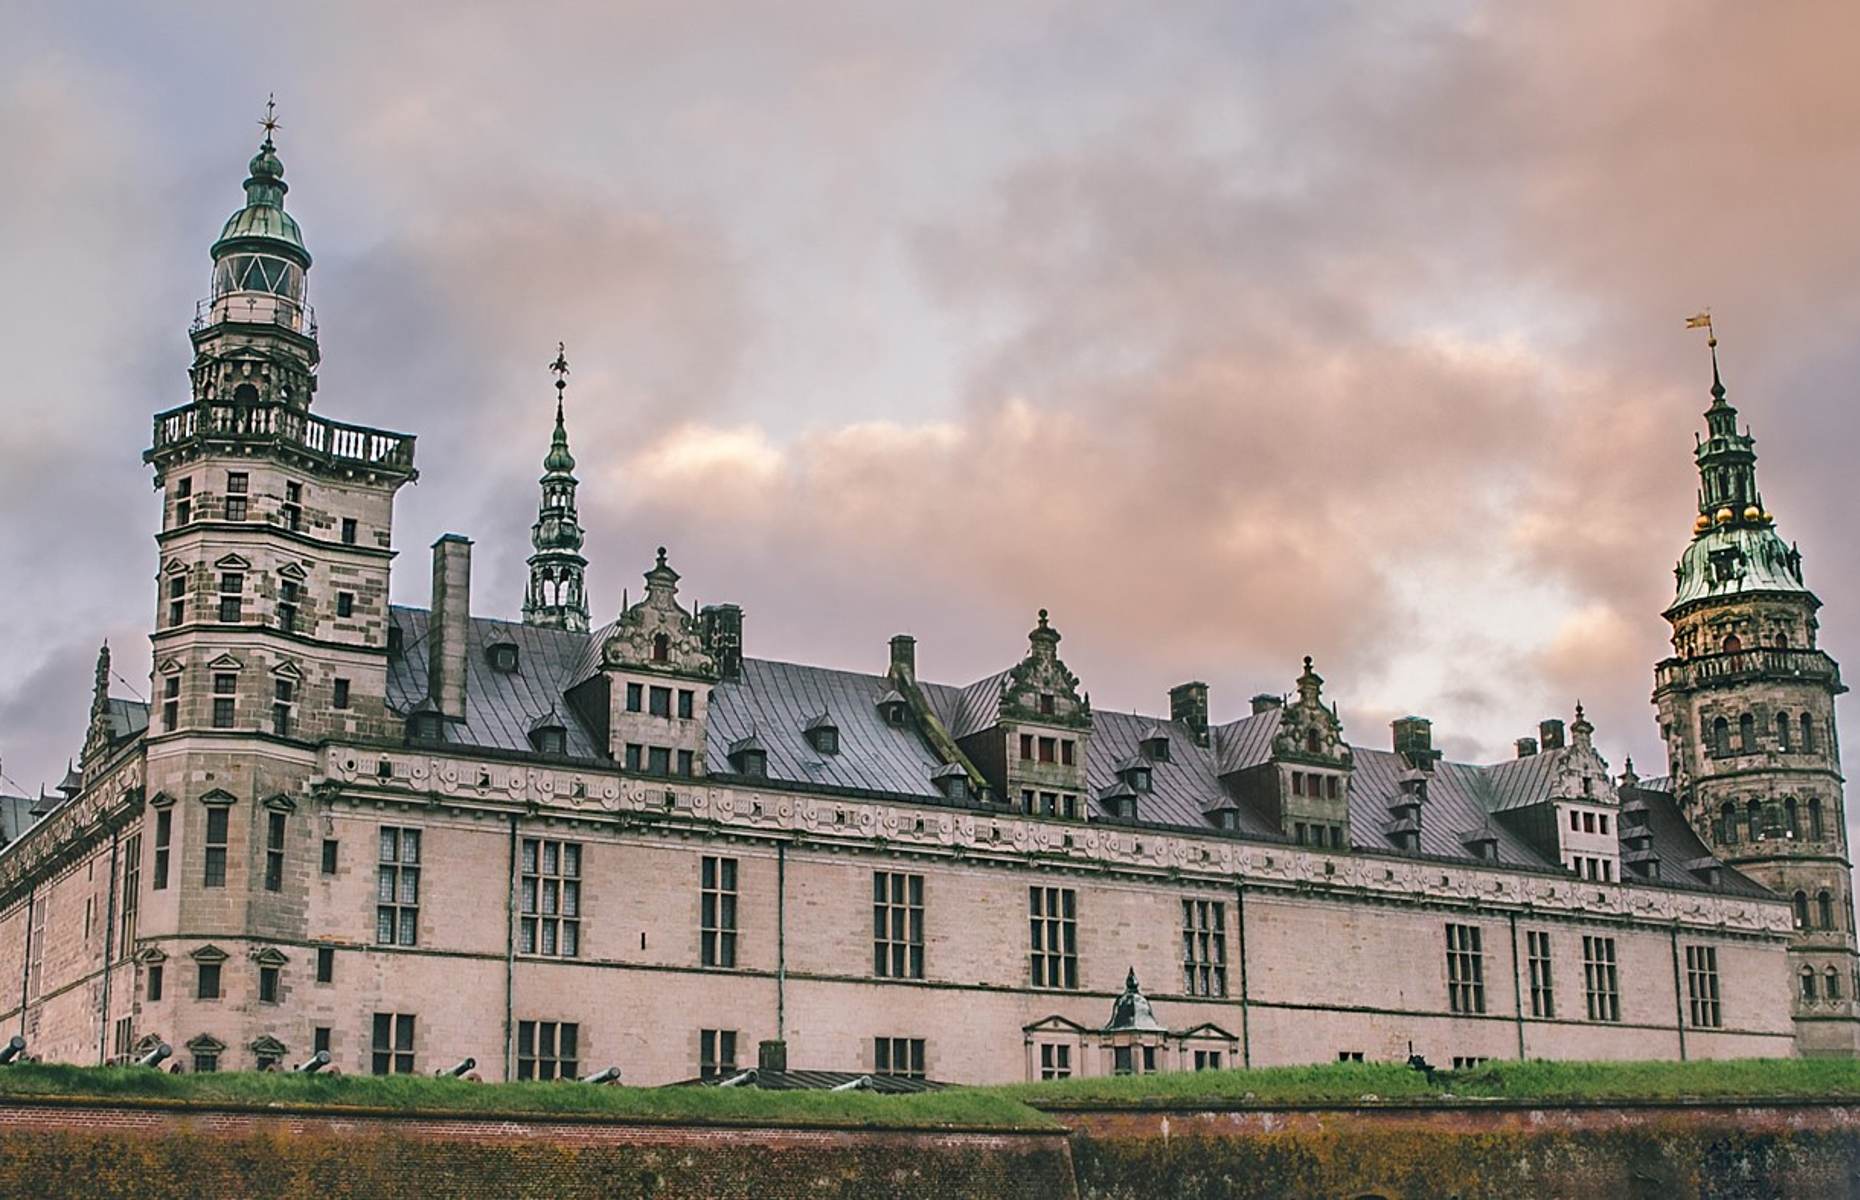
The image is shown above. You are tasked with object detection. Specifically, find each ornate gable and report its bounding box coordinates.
[1547,705,1617,805]
[600,548,717,679]
[999,610,1090,728]
[1271,657,1351,766]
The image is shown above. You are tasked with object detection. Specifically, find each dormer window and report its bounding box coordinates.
[805,714,839,755]
[932,763,969,801]
[1140,731,1170,762]
[876,690,909,728]
[1116,757,1152,793]
[406,711,444,743]
[487,642,519,673]
[528,713,568,756]
[728,734,767,778]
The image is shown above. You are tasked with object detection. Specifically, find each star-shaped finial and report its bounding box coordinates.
[258,93,281,142]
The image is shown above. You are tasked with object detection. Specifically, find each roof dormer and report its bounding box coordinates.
[727,731,767,777]
[804,711,839,755]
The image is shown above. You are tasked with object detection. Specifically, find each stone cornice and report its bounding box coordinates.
[0,755,145,908]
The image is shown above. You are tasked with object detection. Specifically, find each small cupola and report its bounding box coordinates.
[527,710,568,756]
[1114,755,1152,793]
[930,761,970,801]
[1138,725,1171,763]
[804,711,840,755]
[728,731,768,777]
[875,688,910,728]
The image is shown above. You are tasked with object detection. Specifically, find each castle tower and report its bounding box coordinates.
[141,105,417,963]
[1653,338,1859,1056]
[522,344,590,632]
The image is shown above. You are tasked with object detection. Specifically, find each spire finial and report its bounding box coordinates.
[1303,654,1314,674]
[656,546,668,568]
[1687,310,1726,402]
[549,341,570,402]
[258,93,281,146]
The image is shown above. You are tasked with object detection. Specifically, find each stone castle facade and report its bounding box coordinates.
[0,127,1853,1085]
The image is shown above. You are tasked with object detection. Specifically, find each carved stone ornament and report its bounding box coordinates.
[998,610,1091,728]
[600,548,717,679]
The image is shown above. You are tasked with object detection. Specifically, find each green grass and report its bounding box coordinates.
[1000,1057,1860,1107]
[3,1058,1858,1125]
[0,1063,1057,1130]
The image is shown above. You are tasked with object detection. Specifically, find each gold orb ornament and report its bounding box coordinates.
[1694,514,1712,533]
[1762,510,1774,523]
[1715,507,1734,525]
[1743,505,1762,522]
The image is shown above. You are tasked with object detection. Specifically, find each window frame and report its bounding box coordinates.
[1181,898,1228,997]
[1445,923,1485,1014]
[520,838,582,958]
[700,855,739,968]
[371,1012,416,1075]
[376,827,421,947]
[1029,886,1079,990]
[872,871,925,980]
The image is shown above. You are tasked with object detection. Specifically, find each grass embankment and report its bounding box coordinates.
[0,1062,1056,1130]
[1002,1057,1860,1107]
[1,1058,1857,1124]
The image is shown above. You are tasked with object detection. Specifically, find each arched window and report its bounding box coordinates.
[233,382,260,406]
[1819,890,1836,930]
[1738,713,1757,753]
[1801,713,1816,753]
[1305,729,1320,754]
[1713,717,1732,757]
[1719,800,1739,844]
[1828,968,1843,1002]
[1793,890,1810,929]
[1802,967,1818,1002]
[1722,633,1742,653]
[1785,797,1800,838]
[652,633,670,663]
[1809,797,1825,841]
[1776,712,1792,751]
[1749,798,1765,841]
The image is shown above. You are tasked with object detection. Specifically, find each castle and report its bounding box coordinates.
[0,124,1854,1085]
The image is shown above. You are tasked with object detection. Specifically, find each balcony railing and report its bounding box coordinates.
[191,294,318,339]
[149,399,415,475]
[1656,647,1843,693]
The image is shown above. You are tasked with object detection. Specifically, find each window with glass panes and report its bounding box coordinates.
[117,833,140,959]
[1029,886,1079,989]
[1039,1043,1072,1079]
[271,678,293,736]
[1182,899,1227,996]
[211,673,237,728]
[1526,930,1554,1017]
[224,471,248,521]
[376,827,420,946]
[874,1037,925,1079]
[516,1020,579,1080]
[1582,935,1620,1021]
[371,1013,415,1074]
[167,574,186,626]
[1686,945,1721,1028]
[264,811,285,891]
[203,806,229,887]
[153,809,171,890]
[217,572,243,622]
[701,856,738,967]
[1445,924,1485,1014]
[873,871,924,979]
[161,674,180,730]
[1193,1049,1223,1070]
[520,839,581,957]
[700,1029,738,1079]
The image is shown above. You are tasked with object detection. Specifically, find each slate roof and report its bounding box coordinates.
[0,795,35,847]
[105,699,149,742]
[380,605,1770,897]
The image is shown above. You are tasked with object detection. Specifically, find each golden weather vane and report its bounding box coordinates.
[1685,308,1716,348]
[259,93,281,140]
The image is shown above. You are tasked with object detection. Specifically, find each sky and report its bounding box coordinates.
[4,2,1860,834]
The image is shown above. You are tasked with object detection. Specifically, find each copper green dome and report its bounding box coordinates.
[210,137,310,266]
[1669,523,1809,614]
[543,402,577,474]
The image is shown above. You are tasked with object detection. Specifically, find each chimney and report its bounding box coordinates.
[1392,716,1435,771]
[699,604,745,681]
[1170,681,1210,745]
[889,634,917,680]
[1538,718,1565,750]
[428,535,472,720]
[758,1039,787,1073]
[1249,693,1283,716]
[1515,737,1538,759]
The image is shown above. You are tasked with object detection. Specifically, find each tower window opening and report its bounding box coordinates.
[1777,712,1792,751]
[341,518,358,545]
[1738,713,1756,753]
[224,471,249,521]
[282,481,302,532]
[1802,967,1818,1002]
[1719,801,1738,845]
[1747,799,1763,841]
[1794,891,1810,930]
[1809,797,1825,841]
[1785,797,1800,838]
[1722,633,1742,654]
[1801,713,1816,754]
[652,633,670,662]
[1819,890,1836,930]
[277,580,299,634]
[1711,717,1731,757]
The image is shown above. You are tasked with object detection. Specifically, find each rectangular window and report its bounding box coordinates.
[1686,945,1721,1028]
[321,838,339,874]
[211,672,237,729]
[376,827,420,947]
[1583,935,1620,1022]
[225,471,248,521]
[272,678,293,737]
[1061,739,1076,766]
[1193,1050,1223,1070]
[197,961,221,999]
[1038,737,1057,764]
[1039,1043,1072,1079]
[626,683,643,712]
[1338,1050,1365,1063]
[147,963,163,1002]
[873,871,925,979]
[263,810,286,892]
[153,809,172,890]
[1446,923,1485,1014]
[874,1036,926,1080]
[677,689,694,719]
[332,678,351,709]
[1029,886,1079,990]
[625,743,642,771]
[1019,734,1034,761]
[217,573,243,623]
[699,1029,738,1080]
[1182,899,1228,997]
[677,749,694,777]
[193,1051,219,1073]
[203,806,229,888]
[314,1027,331,1056]
[647,746,671,775]
[520,838,581,958]
[118,833,140,959]
[1527,930,1555,1017]
[649,686,671,717]
[277,580,299,633]
[336,591,354,618]
[259,964,279,1003]
[517,1020,580,1081]
[167,574,186,627]
[161,674,180,731]
[282,481,302,532]
[700,856,738,967]
[174,476,193,526]
[316,946,334,983]
[341,517,358,545]
[371,1012,415,1074]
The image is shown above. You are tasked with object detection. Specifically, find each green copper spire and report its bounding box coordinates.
[524,344,591,632]
[211,95,310,267]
